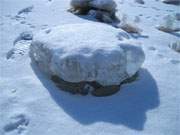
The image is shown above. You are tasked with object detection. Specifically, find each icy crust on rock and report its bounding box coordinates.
[30,23,145,86]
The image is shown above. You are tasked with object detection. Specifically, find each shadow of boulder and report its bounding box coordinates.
[31,62,160,131]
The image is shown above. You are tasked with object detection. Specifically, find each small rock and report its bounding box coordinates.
[148,46,156,51]
[169,41,180,53]
[119,23,142,34]
[175,13,180,21]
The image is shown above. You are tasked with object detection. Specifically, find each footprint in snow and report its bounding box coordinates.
[166,9,174,12]
[17,6,34,15]
[6,31,33,59]
[137,5,147,8]
[11,6,34,23]
[11,89,17,93]
[170,59,180,65]
[151,7,160,11]
[26,23,36,29]
[148,46,156,51]
[3,114,29,134]
[20,21,27,24]
[157,54,164,58]
[146,16,151,19]
[41,24,49,30]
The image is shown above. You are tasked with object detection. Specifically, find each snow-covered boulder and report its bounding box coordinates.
[69,0,118,23]
[30,23,145,86]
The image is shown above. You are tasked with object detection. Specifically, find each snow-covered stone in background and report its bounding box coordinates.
[89,0,117,13]
[70,0,90,9]
[156,15,180,32]
[69,0,118,23]
[118,14,142,33]
[88,10,114,23]
[169,41,180,53]
[175,13,180,21]
[30,23,145,86]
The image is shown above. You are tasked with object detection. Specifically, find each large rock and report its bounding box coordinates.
[70,0,117,13]
[69,0,118,23]
[30,23,145,86]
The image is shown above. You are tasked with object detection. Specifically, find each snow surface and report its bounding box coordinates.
[30,23,145,86]
[0,0,180,135]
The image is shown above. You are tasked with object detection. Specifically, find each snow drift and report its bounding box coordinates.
[30,23,145,86]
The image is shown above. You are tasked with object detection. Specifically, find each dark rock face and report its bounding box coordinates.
[162,0,180,5]
[68,0,119,23]
[51,72,139,97]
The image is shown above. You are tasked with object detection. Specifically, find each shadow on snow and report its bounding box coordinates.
[31,62,160,131]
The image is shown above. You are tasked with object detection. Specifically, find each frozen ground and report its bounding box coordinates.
[0,0,180,135]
